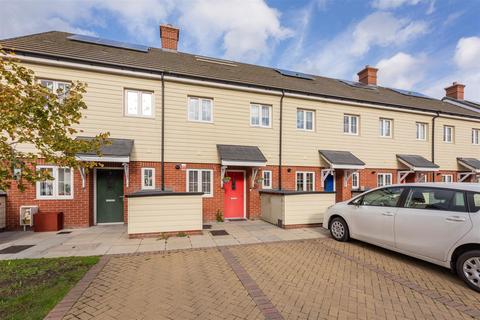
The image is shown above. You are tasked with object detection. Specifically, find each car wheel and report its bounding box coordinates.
[329,217,349,242]
[456,250,480,292]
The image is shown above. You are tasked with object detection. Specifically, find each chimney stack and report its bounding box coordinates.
[357,65,378,86]
[444,82,465,100]
[160,24,179,51]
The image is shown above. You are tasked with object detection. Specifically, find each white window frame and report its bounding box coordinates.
[441,174,453,183]
[443,125,454,143]
[124,89,154,118]
[141,168,155,190]
[351,172,360,190]
[296,109,315,131]
[186,169,214,197]
[377,173,392,187]
[416,122,428,141]
[250,103,272,128]
[39,79,71,100]
[296,171,315,191]
[343,114,359,135]
[36,165,74,200]
[472,129,480,145]
[187,96,213,123]
[379,118,393,138]
[262,170,272,189]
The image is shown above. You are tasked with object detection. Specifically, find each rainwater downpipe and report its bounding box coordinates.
[278,90,285,190]
[161,72,165,191]
[432,112,440,164]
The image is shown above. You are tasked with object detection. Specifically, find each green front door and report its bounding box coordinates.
[96,170,124,224]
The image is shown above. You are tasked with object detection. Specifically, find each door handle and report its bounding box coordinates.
[231,197,238,200]
[382,212,395,216]
[446,216,466,222]
[105,199,116,203]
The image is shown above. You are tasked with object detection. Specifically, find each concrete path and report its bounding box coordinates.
[0,220,328,260]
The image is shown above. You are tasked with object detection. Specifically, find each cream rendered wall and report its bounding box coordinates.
[164,81,280,164]
[434,116,480,170]
[128,195,203,234]
[282,96,434,168]
[260,193,285,225]
[284,193,335,225]
[17,63,163,162]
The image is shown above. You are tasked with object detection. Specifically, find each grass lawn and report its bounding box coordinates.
[0,256,99,320]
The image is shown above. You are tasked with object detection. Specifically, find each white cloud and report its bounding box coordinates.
[454,36,480,70]
[376,52,426,89]
[293,11,428,79]
[371,0,422,10]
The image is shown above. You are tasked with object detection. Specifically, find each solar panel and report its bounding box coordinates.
[339,80,377,90]
[275,69,314,80]
[390,88,432,99]
[67,34,150,52]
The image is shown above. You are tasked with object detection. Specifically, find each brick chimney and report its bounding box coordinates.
[160,24,179,51]
[357,65,378,86]
[444,82,465,100]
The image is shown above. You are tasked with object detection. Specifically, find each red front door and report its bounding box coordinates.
[224,171,245,219]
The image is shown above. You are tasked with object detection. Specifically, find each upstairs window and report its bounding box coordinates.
[40,79,70,100]
[297,109,314,131]
[141,168,155,190]
[472,129,480,145]
[379,118,392,137]
[125,89,154,117]
[36,166,73,199]
[251,104,271,128]
[443,125,454,143]
[344,114,359,135]
[188,97,213,122]
[296,172,315,191]
[416,122,428,140]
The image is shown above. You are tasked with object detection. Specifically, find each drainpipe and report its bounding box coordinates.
[161,73,165,191]
[431,112,440,164]
[278,90,285,190]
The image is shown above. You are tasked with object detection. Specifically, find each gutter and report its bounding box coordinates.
[279,90,285,190]
[431,112,440,164]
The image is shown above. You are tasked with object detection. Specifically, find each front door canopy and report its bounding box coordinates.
[397,154,439,172]
[319,150,365,170]
[457,157,480,173]
[75,137,134,163]
[217,144,267,167]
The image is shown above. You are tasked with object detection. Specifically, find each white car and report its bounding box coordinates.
[323,183,480,292]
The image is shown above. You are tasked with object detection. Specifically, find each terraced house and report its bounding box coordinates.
[1,25,480,235]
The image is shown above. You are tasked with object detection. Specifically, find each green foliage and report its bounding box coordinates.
[216,209,224,222]
[0,256,99,320]
[0,49,109,191]
[176,231,187,237]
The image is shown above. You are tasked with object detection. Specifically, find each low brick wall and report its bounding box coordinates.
[127,191,203,237]
[260,190,336,228]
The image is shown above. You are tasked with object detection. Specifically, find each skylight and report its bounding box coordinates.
[67,34,150,53]
[275,69,314,80]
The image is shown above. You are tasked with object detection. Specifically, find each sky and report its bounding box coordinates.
[1,0,479,100]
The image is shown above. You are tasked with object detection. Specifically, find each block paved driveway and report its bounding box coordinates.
[62,237,480,320]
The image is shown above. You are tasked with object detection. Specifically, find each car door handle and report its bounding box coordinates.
[446,216,466,222]
[382,212,395,216]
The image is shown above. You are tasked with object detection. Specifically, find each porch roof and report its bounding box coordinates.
[75,137,134,163]
[396,154,439,171]
[457,157,480,173]
[217,144,267,167]
[319,150,365,169]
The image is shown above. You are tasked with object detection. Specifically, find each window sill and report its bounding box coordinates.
[124,114,155,119]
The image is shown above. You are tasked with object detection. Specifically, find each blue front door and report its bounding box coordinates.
[324,174,334,192]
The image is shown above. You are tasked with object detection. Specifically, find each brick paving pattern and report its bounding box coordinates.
[62,238,480,319]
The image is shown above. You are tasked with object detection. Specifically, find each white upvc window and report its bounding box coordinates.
[250,103,271,128]
[297,109,314,131]
[125,89,154,117]
[351,172,360,190]
[472,129,480,145]
[187,169,213,197]
[377,173,392,187]
[442,174,453,183]
[416,122,428,141]
[36,166,73,199]
[379,118,392,137]
[262,170,272,189]
[141,168,155,190]
[40,79,71,100]
[443,125,454,143]
[343,114,359,135]
[296,172,315,191]
[188,97,213,122]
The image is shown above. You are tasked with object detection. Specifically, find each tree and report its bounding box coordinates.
[0,50,109,192]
